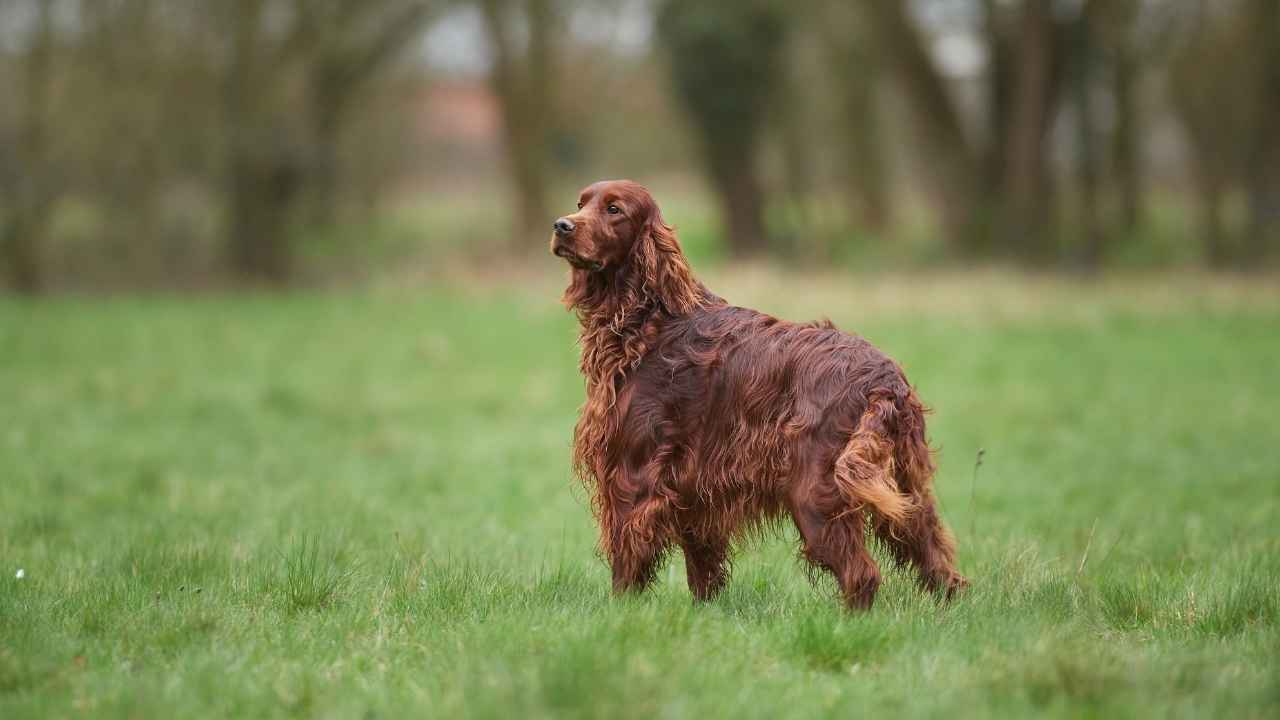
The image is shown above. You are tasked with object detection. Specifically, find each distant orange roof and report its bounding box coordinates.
[414,81,501,145]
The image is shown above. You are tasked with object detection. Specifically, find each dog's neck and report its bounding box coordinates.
[566,257,703,399]
[571,270,666,395]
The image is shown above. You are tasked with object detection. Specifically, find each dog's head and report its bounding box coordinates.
[552,180,700,316]
[550,179,662,273]
[552,178,701,313]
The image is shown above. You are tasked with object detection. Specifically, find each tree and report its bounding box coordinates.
[1169,0,1263,266]
[217,0,306,282]
[861,1,983,252]
[1243,0,1280,263]
[0,0,436,290]
[1066,0,1133,268]
[215,0,439,283]
[0,0,58,293]
[997,0,1061,258]
[479,0,561,250]
[1093,0,1145,234]
[657,0,788,256]
[864,0,1144,262]
[1069,2,1104,267]
[820,1,889,231]
[297,0,439,225]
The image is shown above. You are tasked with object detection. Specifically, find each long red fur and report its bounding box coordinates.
[554,180,967,609]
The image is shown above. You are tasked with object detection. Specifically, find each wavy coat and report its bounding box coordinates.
[553,180,966,609]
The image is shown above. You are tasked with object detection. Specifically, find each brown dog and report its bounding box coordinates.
[552,180,966,609]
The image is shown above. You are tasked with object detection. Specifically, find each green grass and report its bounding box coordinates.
[2,271,1278,718]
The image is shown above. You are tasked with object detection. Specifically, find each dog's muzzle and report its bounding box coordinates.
[552,241,603,271]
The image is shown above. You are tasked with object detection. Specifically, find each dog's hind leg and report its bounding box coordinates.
[791,499,881,610]
[872,495,967,598]
[790,455,882,610]
[859,392,968,598]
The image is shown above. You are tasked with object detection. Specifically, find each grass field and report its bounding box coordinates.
[2,269,1278,718]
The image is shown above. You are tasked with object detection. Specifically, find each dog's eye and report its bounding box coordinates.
[607,205,621,215]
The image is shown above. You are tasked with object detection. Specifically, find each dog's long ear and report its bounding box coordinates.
[634,209,699,315]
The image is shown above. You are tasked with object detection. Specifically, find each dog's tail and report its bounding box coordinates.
[833,391,934,525]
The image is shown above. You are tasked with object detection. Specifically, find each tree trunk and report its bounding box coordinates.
[2,0,56,294]
[982,0,1015,197]
[1111,50,1141,232]
[711,159,768,256]
[222,0,297,283]
[862,1,982,252]
[1088,0,1142,235]
[999,0,1057,258]
[1072,17,1104,269]
[830,36,888,231]
[227,154,300,283]
[509,132,552,249]
[777,70,815,224]
[1196,169,1229,268]
[1244,0,1280,264]
[773,45,818,254]
[1246,152,1280,265]
[481,0,557,250]
[308,78,344,227]
[2,211,46,294]
[843,78,889,231]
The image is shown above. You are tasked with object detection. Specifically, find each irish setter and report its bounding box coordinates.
[551,180,966,610]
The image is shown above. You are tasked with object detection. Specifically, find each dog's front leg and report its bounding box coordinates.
[601,469,677,595]
[679,532,729,601]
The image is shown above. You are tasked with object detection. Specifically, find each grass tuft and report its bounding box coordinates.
[278,534,356,613]
[1196,564,1279,637]
[784,611,897,672]
[1096,571,1176,631]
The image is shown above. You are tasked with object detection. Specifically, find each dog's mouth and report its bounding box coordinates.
[553,244,604,272]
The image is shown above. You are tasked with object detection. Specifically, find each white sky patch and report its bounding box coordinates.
[932,32,987,77]
[420,5,490,76]
[568,0,653,56]
[420,0,654,78]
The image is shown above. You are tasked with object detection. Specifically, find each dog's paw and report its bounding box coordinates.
[941,572,969,600]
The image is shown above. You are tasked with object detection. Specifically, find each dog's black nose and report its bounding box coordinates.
[554,218,575,235]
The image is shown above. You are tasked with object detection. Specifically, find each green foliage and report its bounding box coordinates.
[656,0,788,163]
[1,276,1278,717]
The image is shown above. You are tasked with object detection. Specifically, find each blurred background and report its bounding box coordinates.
[1,0,1278,293]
